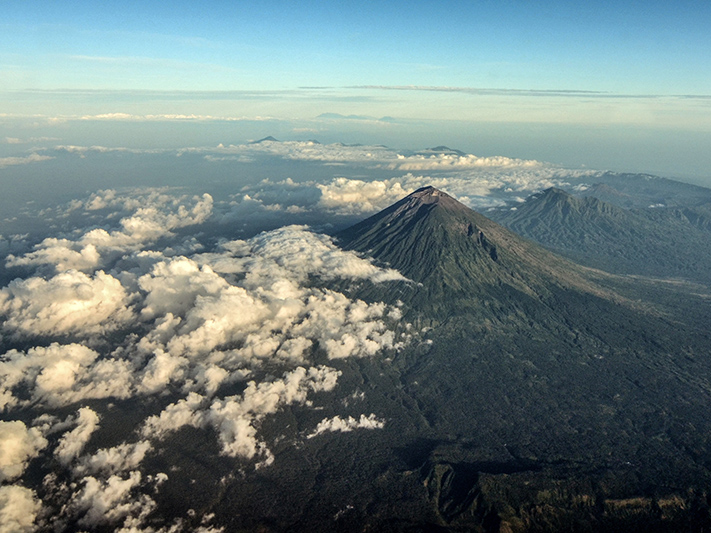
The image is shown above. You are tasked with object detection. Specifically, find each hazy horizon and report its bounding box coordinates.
[2,1,711,182]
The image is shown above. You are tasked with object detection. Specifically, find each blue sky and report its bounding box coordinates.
[2,0,711,179]
[4,0,710,93]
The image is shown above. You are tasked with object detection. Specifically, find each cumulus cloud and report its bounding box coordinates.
[307,413,385,438]
[0,485,42,533]
[316,177,411,215]
[0,153,53,169]
[137,257,233,321]
[0,421,48,482]
[0,184,411,531]
[135,349,189,395]
[8,192,213,272]
[1,220,407,417]
[69,471,156,529]
[140,391,206,439]
[74,441,152,477]
[206,366,340,461]
[291,292,403,359]
[134,227,407,370]
[54,407,100,466]
[143,366,340,464]
[0,343,134,410]
[236,225,406,284]
[0,270,134,337]
[311,167,597,214]
[142,266,403,362]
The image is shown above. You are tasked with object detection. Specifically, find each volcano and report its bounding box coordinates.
[310,186,711,530]
[337,186,614,325]
[339,186,591,285]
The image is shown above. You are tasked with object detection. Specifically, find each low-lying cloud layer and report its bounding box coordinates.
[0,184,410,531]
[197,141,597,214]
[7,191,213,272]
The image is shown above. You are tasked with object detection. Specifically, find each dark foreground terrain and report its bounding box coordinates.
[5,185,711,533]
[143,187,711,532]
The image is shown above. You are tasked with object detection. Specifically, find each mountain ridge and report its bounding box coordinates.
[489,186,711,281]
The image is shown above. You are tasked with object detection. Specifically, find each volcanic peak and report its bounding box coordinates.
[405,185,463,206]
[384,186,472,220]
[339,185,608,310]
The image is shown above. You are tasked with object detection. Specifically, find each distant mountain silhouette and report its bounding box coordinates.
[424,146,467,156]
[490,187,711,281]
[249,136,280,143]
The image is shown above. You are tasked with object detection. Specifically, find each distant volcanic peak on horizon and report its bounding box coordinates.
[530,186,577,206]
[539,186,569,197]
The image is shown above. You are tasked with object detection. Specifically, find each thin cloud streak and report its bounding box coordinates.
[67,54,239,73]
[347,85,711,100]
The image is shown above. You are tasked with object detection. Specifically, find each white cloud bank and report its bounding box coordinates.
[74,441,152,477]
[0,421,48,482]
[0,343,132,410]
[190,142,599,215]
[7,191,213,272]
[387,153,543,172]
[136,226,408,372]
[0,181,410,532]
[0,270,134,338]
[307,413,385,438]
[311,167,596,214]
[0,225,408,411]
[0,153,53,169]
[0,485,42,533]
[37,140,604,218]
[196,140,550,173]
[143,365,341,465]
[69,471,157,529]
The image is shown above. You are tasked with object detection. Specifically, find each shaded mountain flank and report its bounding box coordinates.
[160,187,711,533]
[576,173,711,209]
[489,187,711,282]
[290,186,711,532]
